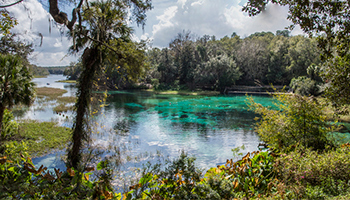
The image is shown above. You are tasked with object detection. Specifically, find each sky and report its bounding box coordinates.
[5,0,303,66]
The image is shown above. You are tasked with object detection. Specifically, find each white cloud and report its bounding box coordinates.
[140,0,302,47]
[5,0,304,65]
[6,0,76,66]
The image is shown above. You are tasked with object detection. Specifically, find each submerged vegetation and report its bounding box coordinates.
[35,87,68,99]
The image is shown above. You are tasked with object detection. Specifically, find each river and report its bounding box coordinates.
[19,75,275,172]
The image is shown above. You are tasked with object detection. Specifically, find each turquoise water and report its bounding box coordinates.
[25,75,275,170]
[91,91,274,168]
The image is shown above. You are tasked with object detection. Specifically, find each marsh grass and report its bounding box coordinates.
[35,87,67,99]
[14,120,71,157]
[56,80,77,83]
[54,104,74,112]
[33,75,48,78]
[57,96,77,104]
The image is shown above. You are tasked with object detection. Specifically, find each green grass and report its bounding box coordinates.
[36,87,67,99]
[15,120,71,157]
[56,80,77,83]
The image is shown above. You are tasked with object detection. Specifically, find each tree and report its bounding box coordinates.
[64,61,82,80]
[169,31,198,89]
[195,54,241,93]
[0,34,34,64]
[63,0,151,168]
[285,36,321,80]
[248,93,334,151]
[0,10,17,36]
[235,33,271,84]
[243,0,350,106]
[0,54,34,140]
[275,30,289,37]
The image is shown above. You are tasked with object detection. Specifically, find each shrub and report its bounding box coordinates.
[248,93,336,151]
[128,151,277,199]
[0,155,120,199]
[290,76,322,96]
[275,146,350,198]
[1,109,18,141]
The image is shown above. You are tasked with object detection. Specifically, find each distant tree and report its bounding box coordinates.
[196,54,241,93]
[235,35,271,84]
[158,48,176,85]
[64,61,82,80]
[231,32,237,38]
[276,30,290,37]
[0,54,35,139]
[170,31,197,89]
[243,0,350,107]
[266,35,289,84]
[286,36,321,80]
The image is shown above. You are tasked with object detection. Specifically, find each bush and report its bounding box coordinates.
[128,151,277,199]
[0,155,120,199]
[1,109,18,141]
[248,93,336,151]
[275,146,350,198]
[151,79,159,89]
[290,76,322,96]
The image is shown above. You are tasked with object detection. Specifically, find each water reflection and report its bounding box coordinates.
[23,76,274,170]
[92,91,271,168]
[14,75,76,126]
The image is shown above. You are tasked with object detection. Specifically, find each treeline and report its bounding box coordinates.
[146,30,322,93]
[64,30,323,93]
[45,67,67,74]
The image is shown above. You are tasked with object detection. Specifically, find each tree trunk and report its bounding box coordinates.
[67,47,99,169]
[0,104,4,143]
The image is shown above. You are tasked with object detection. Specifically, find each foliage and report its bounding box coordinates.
[274,146,350,199]
[290,76,322,96]
[0,54,35,136]
[146,31,322,90]
[195,54,241,93]
[323,55,350,109]
[127,151,203,199]
[128,150,277,199]
[243,0,350,109]
[206,151,277,199]
[0,155,120,199]
[248,93,336,151]
[0,109,18,142]
[64,61,82,80]
[0,34,33,62]
[0,10,17,36]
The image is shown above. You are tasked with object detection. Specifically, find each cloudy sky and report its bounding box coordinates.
[5,0,302,66]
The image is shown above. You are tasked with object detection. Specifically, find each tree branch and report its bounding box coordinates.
[49,0,84,31]
[0,0,24,8]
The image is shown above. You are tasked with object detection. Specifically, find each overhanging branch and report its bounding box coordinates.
[49,0,84,31]
[0,0,24,8]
